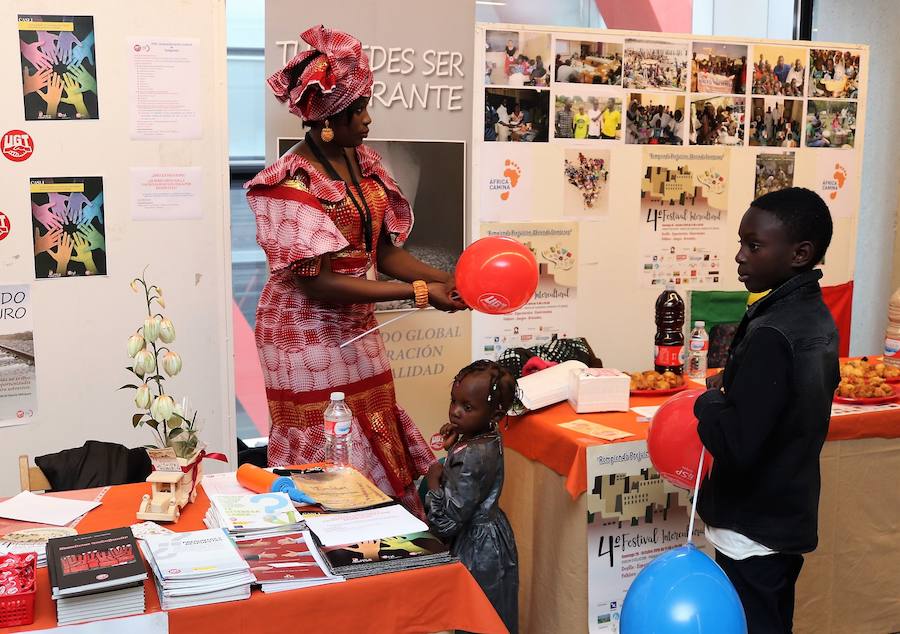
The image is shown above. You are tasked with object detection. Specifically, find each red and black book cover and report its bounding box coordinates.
[47,527,147,597]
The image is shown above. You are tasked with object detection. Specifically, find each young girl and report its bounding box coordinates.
[425,360,519,634]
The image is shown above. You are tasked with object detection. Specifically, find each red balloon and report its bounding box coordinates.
[455,237,539,314]
[648,389,713,490]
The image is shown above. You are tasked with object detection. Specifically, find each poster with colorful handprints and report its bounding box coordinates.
[18,15,98,120]
[30,177,106,278]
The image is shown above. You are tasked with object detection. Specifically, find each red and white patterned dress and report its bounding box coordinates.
[246,146,435,515]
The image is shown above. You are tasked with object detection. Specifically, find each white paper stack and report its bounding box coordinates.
[140,528,253,610]
[204,492,306,539]
[517,360,589,410]
[56,585,146,626]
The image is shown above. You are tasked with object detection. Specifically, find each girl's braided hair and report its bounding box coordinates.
[453,360,519,421]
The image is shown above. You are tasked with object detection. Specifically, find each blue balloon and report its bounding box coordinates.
[621,544,747,634]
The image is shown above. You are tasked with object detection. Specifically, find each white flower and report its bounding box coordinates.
[158,318,176,343]
[134,384,151,409]
[127,334,144,358]
[143,316,161,343]
[134,348,155,375]
[150,394,175,422]
[162,351,182,377]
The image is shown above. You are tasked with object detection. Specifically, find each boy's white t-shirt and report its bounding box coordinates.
[705,525,776,560]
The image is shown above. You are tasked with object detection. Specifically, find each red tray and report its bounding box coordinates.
[833,393,899,406]
[631,384,688,397]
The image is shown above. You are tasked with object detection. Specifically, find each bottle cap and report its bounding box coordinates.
[695,320,705,327]
[665,282,675,291]
[330,391,345,401]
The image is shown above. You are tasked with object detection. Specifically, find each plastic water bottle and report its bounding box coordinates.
[654,283,685,375]
[323,392,353,469]
[884,288,900,368]
[687,321,709,381]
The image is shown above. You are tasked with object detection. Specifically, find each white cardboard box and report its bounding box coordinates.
[567,368,630,413]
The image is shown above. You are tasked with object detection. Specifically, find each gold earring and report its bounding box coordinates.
[320,121,334,143]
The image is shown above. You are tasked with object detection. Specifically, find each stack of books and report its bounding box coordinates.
[235,530,343,593]
[140,528,254,609]
[46,527,147,626]
[319,531,453,579]
[204,492,305,539]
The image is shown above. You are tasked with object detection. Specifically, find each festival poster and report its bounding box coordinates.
[472,222,577,361]
[30,177,106,279]
[638,148,730,289]
[0,285,36,428]
[586,441,708,633]
[563,149,610,218]
[755,152,795,198]
[18,15,98,121]
[478,143,535,222]
[813,152,858,219]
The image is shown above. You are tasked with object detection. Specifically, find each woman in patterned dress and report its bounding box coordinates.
[246,26,466,515]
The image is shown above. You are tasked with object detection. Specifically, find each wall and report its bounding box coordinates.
[0,0,234,495]
[812,0,900,354]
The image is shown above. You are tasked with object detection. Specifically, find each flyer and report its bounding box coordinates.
[0,285,36,428]
[586,441,709,633]
[18,15,98,121]
[129,38,202,139]
[473,222,577,361]
[30,176,106,279]
[638,148,730,289]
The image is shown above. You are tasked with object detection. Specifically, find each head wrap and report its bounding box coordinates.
[267,25,373,122]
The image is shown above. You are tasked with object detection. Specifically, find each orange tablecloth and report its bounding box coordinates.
[501,387,900,500]
[10,483,507,634]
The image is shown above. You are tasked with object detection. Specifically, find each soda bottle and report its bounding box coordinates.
[654,283,685,375]
[884,288,900,368]
[323,392,353,469]
[687,320,709,380]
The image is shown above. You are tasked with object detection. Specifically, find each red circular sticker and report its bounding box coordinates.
[2,130,33,162]
[0,212,10,242]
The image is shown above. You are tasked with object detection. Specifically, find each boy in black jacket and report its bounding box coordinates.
[694,187,840,634]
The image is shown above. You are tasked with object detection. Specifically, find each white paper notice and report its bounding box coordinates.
[129,38,202,139]
[304,505,427,547]
[131,167,202,220]
[0,491,101,526]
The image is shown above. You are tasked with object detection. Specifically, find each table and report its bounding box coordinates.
[500,390,900,634]
[10,483,508,634]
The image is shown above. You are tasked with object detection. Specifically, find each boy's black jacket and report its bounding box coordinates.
[695,269,840,553]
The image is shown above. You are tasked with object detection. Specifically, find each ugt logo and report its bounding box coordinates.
[478,293,510,312]
[2,130,34,162]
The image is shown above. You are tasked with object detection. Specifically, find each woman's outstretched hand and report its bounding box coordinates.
[427,281,469,312]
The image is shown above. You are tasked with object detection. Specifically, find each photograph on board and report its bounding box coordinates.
[751,44,806,97]
[624,93,685,145]
[623,39,689,91]
[554,39,622,85]
[749,97,803,147]
[553,92,622,140]
[690,42,747,94]
[808,48,860,99]
[689,96,745,146]
[485,87,550,142]
[484,30,551,88]
[806,100,857,148]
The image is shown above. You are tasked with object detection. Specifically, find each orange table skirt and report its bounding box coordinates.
[501,378,900,500]
[10,483,507,634]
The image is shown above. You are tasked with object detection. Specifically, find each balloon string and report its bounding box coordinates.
[687,447,706,544]
[339,311,416,348]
